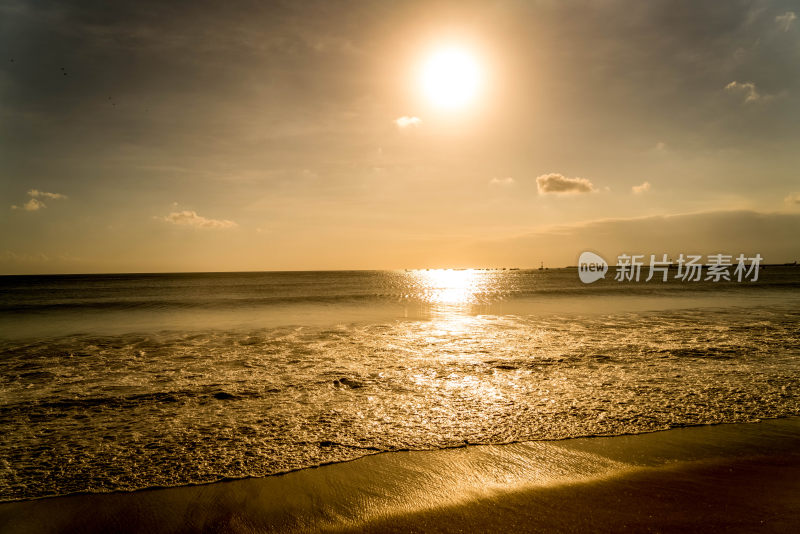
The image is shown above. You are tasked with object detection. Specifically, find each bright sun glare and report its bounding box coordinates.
[413,268,482,305]
[419,46,483,111]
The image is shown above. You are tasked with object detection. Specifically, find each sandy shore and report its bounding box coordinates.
[2,418,799,533]
[336,454,800,533]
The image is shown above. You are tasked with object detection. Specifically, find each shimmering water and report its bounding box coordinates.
[1,268,799,500]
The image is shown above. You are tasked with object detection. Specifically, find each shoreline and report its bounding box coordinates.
[0,416,793,506]
[2,417,800,532]
[340,453,800,533]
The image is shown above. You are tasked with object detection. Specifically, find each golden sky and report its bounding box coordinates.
[1,0,799,273]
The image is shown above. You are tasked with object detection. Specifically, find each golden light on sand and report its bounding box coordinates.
[418,46,484,111]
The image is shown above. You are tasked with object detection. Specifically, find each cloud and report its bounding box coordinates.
[489,177,515,187]
[476,210,800,267]
[1,251,51,263]
[786,192,800,204]
[632,181,651,194]
[394,116,422,128]
[10,189,68,211]
[28,189,67,199]
[11,198,46,211]
[776,11,796,32]
[724,81,765,103]
[536,173,596,194]
[158,210,237,229]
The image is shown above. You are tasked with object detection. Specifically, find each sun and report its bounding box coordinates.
[418,46,484,111]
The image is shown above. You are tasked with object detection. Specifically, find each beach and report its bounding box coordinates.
[2,417,799,533]
[5,0,800,531]
[1,269,799,532]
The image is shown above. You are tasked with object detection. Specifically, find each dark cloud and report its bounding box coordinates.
[480,210,800,266]
[536,173,596,194]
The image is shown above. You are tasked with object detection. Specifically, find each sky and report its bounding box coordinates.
[1,0,799,274]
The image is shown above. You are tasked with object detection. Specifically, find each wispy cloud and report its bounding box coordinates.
[11,198,46,211]
[785,192,800,204]
[776,11,796,32]
[724,81,766,103]
[10,189,67,211]
[28,189,68,200]
[394,116,421,128]
[632,181,651,194]
[536,173,596,194]
[158,210,237,229]
[1,250,51,263]
[489,177,515,187]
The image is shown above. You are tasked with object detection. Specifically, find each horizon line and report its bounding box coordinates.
[3,263,800,277]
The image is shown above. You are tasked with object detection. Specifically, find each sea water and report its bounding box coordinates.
[1,268,799,500]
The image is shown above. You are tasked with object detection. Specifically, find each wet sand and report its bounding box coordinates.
[337,454,800,533]
[2,418,799,533]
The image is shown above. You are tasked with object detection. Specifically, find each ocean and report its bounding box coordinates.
[1,268,799,501]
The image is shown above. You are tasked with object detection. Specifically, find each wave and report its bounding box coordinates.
[0,293,391,313]
[0,387,278,416]
[1,273,799,501]
[2,281,798,314]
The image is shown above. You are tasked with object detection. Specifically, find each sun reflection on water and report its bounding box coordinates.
[403,269,508,327]
[412,269,485,305]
